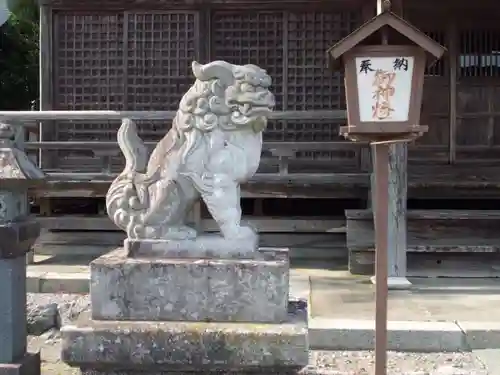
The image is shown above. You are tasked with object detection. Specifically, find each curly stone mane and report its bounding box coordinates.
[152,61,271,168]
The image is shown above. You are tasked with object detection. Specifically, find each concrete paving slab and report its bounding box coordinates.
[308,318,466,352]
[39,272,90,294]
[27,266,89,293]
[306,273,500,351]
[309,280,431,321]
[408,277,500,290]
[26,270,46,293]
[310,275,500,321]
[458,321,500,350]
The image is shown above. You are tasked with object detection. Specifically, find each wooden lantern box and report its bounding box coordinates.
[327,11,447,143]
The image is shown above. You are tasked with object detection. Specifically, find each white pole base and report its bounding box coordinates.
[370,276,412,290]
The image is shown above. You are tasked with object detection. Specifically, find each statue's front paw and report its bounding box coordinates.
[162,225,198,240]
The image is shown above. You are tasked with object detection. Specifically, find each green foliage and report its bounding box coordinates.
[0,0,39,110]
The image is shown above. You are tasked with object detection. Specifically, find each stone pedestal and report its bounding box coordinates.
[0,219,42,375]
[0,256,27,364]
[61,245,308,374]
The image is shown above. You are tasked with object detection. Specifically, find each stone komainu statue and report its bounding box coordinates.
[106,60,275,241]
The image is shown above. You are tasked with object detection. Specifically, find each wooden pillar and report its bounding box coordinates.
[386,144,409,283]
[388,0,410,288]
[370,146,409,287]
[39,4,55,169]
[370,0,411,289]
[448,18,458,164]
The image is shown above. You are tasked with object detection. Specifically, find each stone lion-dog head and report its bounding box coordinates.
[173,60,276,137]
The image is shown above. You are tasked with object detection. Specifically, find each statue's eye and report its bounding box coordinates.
[224,140,228,147]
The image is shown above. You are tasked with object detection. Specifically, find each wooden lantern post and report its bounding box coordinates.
[327,7,446,375]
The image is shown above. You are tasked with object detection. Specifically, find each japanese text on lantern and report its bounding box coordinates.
[355,56,414,122]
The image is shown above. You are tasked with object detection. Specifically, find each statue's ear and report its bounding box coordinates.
[190,60,234,87]
[192,61,203,79]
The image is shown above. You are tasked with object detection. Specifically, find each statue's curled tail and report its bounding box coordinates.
[105,119,169,238]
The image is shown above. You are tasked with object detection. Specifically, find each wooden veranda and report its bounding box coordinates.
[5,0,500,274]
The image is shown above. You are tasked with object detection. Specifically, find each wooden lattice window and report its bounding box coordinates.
[423,30,446,77]
[54,13,125,142]
[211,11,286,142]
[126,12,198,111]
[403,10,447,77]
[53,11,199,171]
[285,11,359,144]
[460,29,500,77]
[211,11,285,108]
[456,29,500,149]
[286,11,357,111]
[54,11,198,144]
[211,10,360,143]
[126,11,199,141]
[53,8,363,171]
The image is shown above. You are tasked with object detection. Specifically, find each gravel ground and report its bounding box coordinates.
[308,351,489,374]
[29,333,491,375]
[26,293,491,374]
[27,293,90,334]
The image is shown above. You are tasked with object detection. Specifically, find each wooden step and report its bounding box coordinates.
[408,165,500,199]
[34,231,347,261]
[29,172,370,199]
[37,215,346,233]
[34,215,348,261]
[346,209,500,275]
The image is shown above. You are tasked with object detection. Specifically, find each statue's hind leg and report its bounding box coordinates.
[163,176,200,240]
[145,176,199,240]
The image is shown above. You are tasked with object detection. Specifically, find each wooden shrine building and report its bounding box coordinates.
[20,0,500,275]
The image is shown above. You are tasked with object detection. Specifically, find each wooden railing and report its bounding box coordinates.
[0,110,371,198]
[5,110,497,200]
[0,110,347,121]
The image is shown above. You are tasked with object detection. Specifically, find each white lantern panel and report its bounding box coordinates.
[355,56,414,122]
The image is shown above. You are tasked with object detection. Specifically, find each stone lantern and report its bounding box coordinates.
[0,122,44,373]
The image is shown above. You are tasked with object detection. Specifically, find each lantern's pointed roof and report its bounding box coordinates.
[327,11,446,68]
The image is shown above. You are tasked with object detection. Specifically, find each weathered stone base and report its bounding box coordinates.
[61,308,308,373]
[78,368,340,375]
[0,352,40,375]
[79,367,306,375]
[91,248,289,323]
[125,234,260,259]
